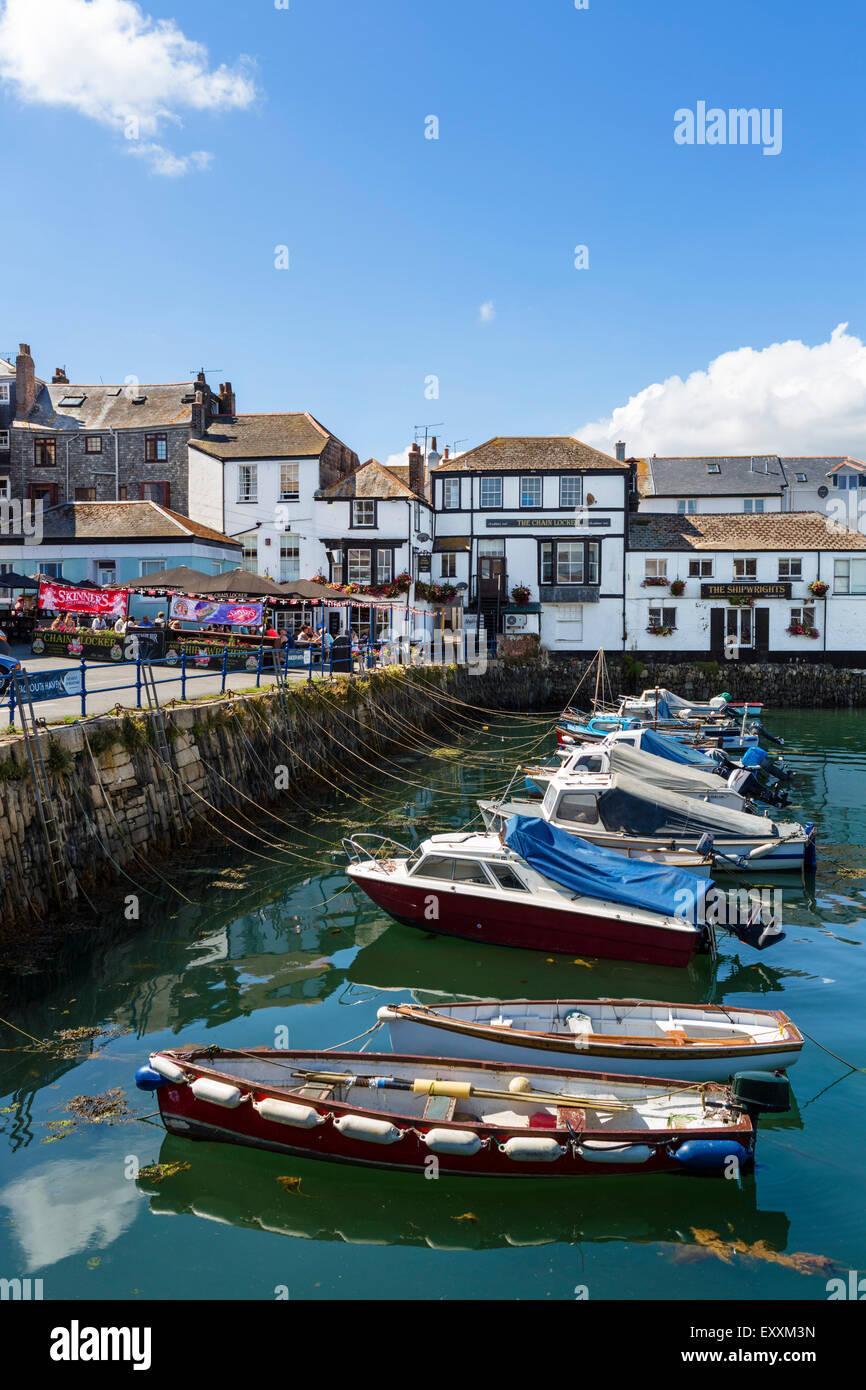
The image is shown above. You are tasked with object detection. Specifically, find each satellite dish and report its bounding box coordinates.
[817,485,829,498]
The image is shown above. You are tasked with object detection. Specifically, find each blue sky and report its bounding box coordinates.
[1,0,865,462]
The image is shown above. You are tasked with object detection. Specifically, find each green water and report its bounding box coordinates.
[1,708,865,1301]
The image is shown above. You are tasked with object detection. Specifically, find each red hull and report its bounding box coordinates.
[353,874,701,968]
[155,1050,753,1179]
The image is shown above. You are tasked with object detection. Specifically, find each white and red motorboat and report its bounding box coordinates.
[343,817,758,968]
[378,998,803,1082]
[136,1046,790,1178]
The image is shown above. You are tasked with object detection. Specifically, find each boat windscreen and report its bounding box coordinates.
[503,814,712,922]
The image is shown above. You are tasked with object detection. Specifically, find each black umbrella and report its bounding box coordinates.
[192,568,285,599]
[0,571,40,590]
[125,565,213,592]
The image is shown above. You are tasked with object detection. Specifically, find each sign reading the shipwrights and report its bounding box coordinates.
[486,517,610,528]
[700,582,792,599]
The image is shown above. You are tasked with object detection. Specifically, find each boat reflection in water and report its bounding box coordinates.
[143,1133,791,1256]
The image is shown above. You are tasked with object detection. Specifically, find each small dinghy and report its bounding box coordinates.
[378,999,803,1082]
[136,1047,789,1177]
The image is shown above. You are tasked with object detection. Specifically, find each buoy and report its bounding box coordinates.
[508,1076,532,1094]
[672,1139,751,1174]
[134,1064,168,1092]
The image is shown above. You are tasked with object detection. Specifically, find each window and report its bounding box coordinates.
[0,384,9,404]
[280,534,300,582]
[85,436,102,455]
[556,604,584,642]
[676,499,697,514]
[832,474,865,489]
[557,542,585,584]
[834,559,866,595]
[452,860,491,884]
[778,557,802,580]
[239,533,258,573]
[540,540,599,586]
[688,558,714,577]
[141,482,170,506]
[479,476,502,509]
[795,472,807,484]
[237,464,257,503]
[556,793,599,825]
[0,430,9,451]
[649,606,677,629]
[36,562,62,578]
[0,477,10,500]
[744,498,765,513]
[34,438,56,467]
[377,549,393,584]
[727,607,753,647]
[351,499,376,527]
[145,433,168,463]
[412,856,456,880]
[279,463,299,502]
[707,462,721,474]
[790,606,816,629]
[443,478,460,510]
[28,482,58,505]
[74,487,96,501]
[347,549,372,585]
[440,552,457,579]
[118,486,128,501]
[560,476,583,508]
[520,476,542,508]
[58,394,85,408]
[645,558,667,579]
[487,863,528,892]
[734,557,757,578]
[140,559,168,576]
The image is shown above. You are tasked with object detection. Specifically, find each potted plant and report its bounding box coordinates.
[786,622,820,639]
[729,595,754,608]
[640,576,670,588]
[808,580,829,597]
[669,579,686,596]
[511,584,531,605]
[647,623,675,637]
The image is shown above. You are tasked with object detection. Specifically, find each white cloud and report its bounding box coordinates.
[478,300,496,325]
[576,324,866,458]
[126,142,213,177]
[383,446,411,472]
[0,0,257,175]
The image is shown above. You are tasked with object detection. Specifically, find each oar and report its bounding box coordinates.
[276,1066,693,1112]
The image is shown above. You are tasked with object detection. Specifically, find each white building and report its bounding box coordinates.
[625,511,866,663]
[187,412,359,585]
[781,456,866,516]
[314,454,433,590]
[636,455,787,514]
[430,437,633,652]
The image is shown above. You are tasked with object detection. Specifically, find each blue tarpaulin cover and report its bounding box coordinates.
[638,728,717,770]
[741,746,768,768]
[503,815,712,922]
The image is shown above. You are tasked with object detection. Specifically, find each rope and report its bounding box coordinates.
[799,1028,866,1074]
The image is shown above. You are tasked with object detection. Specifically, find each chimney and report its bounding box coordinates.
[615,441,626,462]
[443,445,450,460]
[191,388,207,439]
[15,343,36,419]
[52,366,68,384]
[427,434,441,470]
[408,441,424,496]
[218,380,236,417]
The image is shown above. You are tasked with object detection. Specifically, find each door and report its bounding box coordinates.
[754,607,769,659]
[478,555,506,598]
[725,607,753,652]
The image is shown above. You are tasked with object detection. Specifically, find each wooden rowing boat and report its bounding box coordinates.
[378,999,803,1082]
[136,1047,789,1178]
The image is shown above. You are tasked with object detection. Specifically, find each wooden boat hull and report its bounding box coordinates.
[346,864,704,967]
[146,1048,757,1179]
[380,1000,803,1082]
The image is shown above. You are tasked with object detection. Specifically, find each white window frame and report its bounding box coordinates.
[834,558,866,595]
[279,462,300,503]
[440,552,457,579]
[559,475,583,509]
[778,556,802,580]
[351,499,375,528]
[520,476,542,508]
[376,549,393,584]
[790,606,816,629]
[479,476,502,509]
[0,476,10,500]
[0,384,10,404]
[556,542,585,585]
[743,498,765,513]
[240,531,258,573]
[644,558,667,579]
[648,606,677,630]
[687,558,713,578]
[139,559,168,576]
[0,430,9,451]
[676,499,697,514]
[443,478,461,510]
[279,533,300,582]
[237,464,258,504]
[734,557,757,578]
[347,549,372,585]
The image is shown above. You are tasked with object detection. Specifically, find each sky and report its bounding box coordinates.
[1,0,865,466]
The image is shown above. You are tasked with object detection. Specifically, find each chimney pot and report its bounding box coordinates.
[615,441,626,462]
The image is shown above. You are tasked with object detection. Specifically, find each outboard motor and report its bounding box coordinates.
[731,1071,791,1123]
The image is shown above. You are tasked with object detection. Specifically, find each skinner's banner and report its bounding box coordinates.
[169,597,264,626]
[38,580,128,619]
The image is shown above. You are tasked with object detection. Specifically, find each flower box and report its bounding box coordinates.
[640,577,670,588]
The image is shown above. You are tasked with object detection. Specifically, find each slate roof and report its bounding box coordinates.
[190,412,344,460]
[780,456,866,479]
[628,512,866,551]
[14,381,197,432]
[639,456,786,498]
[430,437,629,473]
[34,501,240,546]
[316,457,427,503]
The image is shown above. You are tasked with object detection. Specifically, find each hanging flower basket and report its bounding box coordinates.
[786,623,820,639]
[646,624,675,637]
[808,581,829,597]
[511,585,531,605]
[728,595,754,608]
[669,579,686,597]
[640,577,670,588]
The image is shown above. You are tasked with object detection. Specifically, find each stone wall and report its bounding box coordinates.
[545,654,866,709]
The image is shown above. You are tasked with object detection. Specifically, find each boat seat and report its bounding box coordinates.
[296,1082,337,1100]
[423,1093,456,1122]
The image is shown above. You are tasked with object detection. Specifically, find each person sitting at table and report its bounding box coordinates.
[12,597,25,616]
[168,618,182,631]
[50,613,66,631]
[113,615,128,634]
[263,622,285,647]
[62,613,79,632]
[154,611,166,628]
[91,614,108,631]
[295,624,315,645]
[138,614,153,627]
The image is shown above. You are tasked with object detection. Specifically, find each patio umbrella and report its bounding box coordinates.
[278,579,345,602]
[0,571,40,590]
[126,566,213,592]
[192,568,285,599]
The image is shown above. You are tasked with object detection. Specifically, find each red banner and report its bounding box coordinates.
[38,580,128,619]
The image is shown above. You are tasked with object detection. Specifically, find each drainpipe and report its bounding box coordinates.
[66,437,70,503]
[112,429,119,500]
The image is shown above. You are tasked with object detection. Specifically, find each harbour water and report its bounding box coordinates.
[1,708,865,1301]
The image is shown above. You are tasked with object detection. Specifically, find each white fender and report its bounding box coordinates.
[578,1141,653,1164]
[150,1055,186,1083]
[255,1097,325,1128]
[334,1113,403,1145]
[500,1136,566,1162]
[190,1076,243,1108]
[422,1128,483,1156]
